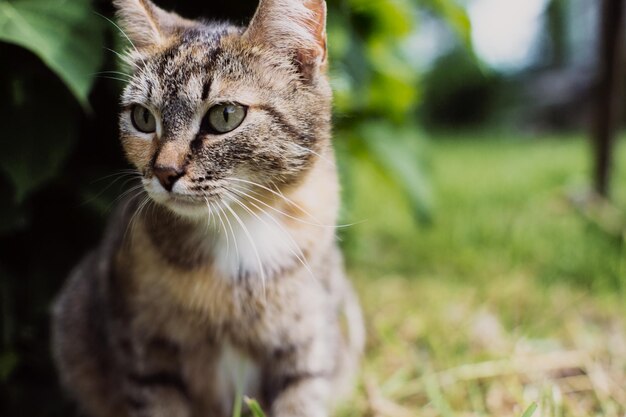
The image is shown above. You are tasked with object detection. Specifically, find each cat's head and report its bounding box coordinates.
[114,0,332,218]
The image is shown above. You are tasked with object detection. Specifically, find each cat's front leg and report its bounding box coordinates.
[117,335,193,417]
[122,371,191,417]
[263,332,337,417]
[268,373,333,417]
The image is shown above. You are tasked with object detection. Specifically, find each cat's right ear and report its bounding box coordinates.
[113,0,193,49]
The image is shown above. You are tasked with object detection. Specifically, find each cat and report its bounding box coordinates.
[51,1,365,417]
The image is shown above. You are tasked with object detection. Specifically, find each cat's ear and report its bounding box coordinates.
[113,0,193,49]
[244,0,327,77]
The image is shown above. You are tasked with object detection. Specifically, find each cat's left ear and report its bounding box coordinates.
[113,0,194,49]
[244,0,327,79]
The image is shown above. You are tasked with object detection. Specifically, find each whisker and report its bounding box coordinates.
[218,200,240,265]
[119,176,142,191]
[224,189,317,282]
[94,70,132,78]
[94,12,145,66]
[90,169,139,183]
[227,183,349,229]
[263,179,363,229]
[203,197,212,235]
[289,143,335,168]
[82,171,140,207]
[103,47,141,71]
[224,177,323,224]
[207,199,218,229]
[124,193,151,244]
[222,198,266,298]
[108,183,146,209]
[211,199,230,258]
[96,75,131,83]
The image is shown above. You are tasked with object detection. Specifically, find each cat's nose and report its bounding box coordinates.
[153,165,185,192]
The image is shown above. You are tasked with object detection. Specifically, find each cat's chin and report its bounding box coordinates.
[163,199,208,219]
[148,193,213,220]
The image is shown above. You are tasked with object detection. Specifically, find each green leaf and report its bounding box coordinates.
[244,397,267,417]
[521,403,538,417]
[0,0,105,107]
[0,53,79,201]
[357,121,433,222]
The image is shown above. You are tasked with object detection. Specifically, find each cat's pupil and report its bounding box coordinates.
[223,107,231,122]
[142,110,149,124]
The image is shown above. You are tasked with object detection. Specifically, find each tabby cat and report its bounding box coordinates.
[51,0,364,416]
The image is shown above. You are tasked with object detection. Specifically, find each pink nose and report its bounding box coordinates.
[153,165,184,191]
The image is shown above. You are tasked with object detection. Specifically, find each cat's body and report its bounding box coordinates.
[51,1,364,417]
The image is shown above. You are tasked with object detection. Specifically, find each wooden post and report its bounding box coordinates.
[592,0,625,197]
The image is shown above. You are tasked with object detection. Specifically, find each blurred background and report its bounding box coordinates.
[1,0,626,416]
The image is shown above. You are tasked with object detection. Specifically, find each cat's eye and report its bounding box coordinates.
[131,105,157,133]
[202,103,247,134]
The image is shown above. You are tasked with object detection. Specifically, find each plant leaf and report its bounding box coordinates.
[357,121,433,223]
[0,0,105,107]
[0,54,79,202]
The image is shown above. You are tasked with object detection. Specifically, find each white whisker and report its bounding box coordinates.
[97,75,131,83]
[203,197,213,235]
[224,189,317,282]
[289,142,335,167]
[124,194,151,244]
[212,199,231,258]
[206,199,216,230]
[224,177,322,224]
[83,171,141,207]
[94,70,132,79]
[222,198,266,298]
[104,47,140,70]
[218,200,241,267]
[227,183,350,229]
[109,183,146,209]
[92,169,138,182]
[95,12,145,66]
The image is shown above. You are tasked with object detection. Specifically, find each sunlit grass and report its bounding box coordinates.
[343,132,626,290]
[339,133,626,416]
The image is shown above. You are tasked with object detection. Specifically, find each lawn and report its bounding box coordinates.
[340,133,626,417]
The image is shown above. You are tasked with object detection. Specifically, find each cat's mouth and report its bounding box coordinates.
[150,192,221,219]
[142,176,232,218]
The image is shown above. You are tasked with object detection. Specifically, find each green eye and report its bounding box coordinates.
[203,103,247,133]
[131,105,156,133]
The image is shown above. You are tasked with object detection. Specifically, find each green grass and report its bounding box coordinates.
[344,132,626,290]
[339,133,626,417]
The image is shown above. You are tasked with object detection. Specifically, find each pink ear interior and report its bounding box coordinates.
[304,0,328,63]
[244,0,328,70]
[114,0,195,49]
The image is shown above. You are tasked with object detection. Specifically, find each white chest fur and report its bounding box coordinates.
[216,342,262,410]
[211,204,305,281]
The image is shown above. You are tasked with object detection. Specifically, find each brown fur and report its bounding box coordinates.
[52,1,364,417]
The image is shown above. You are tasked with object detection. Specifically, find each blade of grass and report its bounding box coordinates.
[244,396,267,417]
[423,371,455,417]
[521,402,538,417]
[231,383,243,417]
